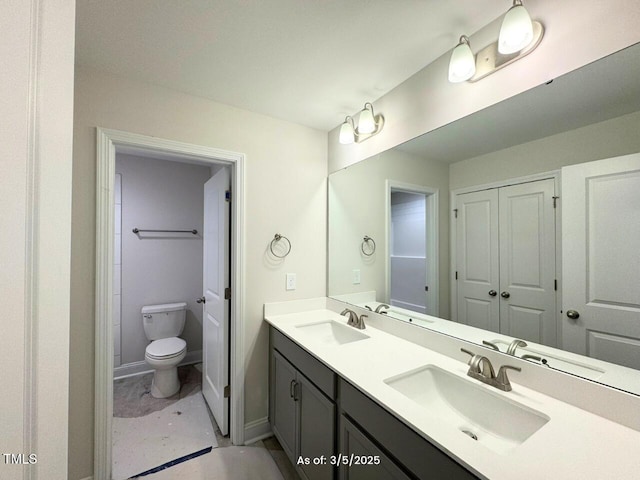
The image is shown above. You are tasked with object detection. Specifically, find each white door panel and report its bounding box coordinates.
[456,189,500,332]
[562,154,640,369]
[499,179,556,346]
[202,167,230,435]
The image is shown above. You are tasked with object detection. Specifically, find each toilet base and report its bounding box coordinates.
[150,366,180,398]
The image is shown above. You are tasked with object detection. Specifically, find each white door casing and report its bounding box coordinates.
[95,128,246,480]
[203,168,231,435]
[385,181,439,317]
[456,189,500,332]
[562,153,640,370]
[498,179,557,346]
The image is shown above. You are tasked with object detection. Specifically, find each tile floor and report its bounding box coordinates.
[113,364,298,480]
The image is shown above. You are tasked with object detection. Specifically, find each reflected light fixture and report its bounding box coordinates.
[448,36,476,83]
[339,103,385,145]
[448,0,543,84]
[499,0,534,54]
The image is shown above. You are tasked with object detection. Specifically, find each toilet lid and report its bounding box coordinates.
[146,337,186,358]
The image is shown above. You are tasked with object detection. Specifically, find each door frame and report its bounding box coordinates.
[450,170,562,345]
[94,128,246,479]
[385,180,439,317]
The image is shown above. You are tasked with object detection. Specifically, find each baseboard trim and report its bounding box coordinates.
[243,416,272,445]
[114,349,202,380]
[78,476,93,480]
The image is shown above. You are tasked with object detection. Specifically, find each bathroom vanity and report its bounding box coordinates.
[265,298,640,480]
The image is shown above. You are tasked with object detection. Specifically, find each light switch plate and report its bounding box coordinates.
[286,273,296,291]
[352,269,361,285]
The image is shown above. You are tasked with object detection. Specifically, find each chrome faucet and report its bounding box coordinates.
[461,348,521,392]
[375,304,390,314]
[340,309,367,330]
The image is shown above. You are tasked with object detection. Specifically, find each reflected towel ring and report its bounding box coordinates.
[361,236,376,256]
[270,233,291,258]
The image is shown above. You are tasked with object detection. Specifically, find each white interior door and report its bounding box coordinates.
[562,154,640,370]
[498,179,557,346]
[202,167,230,434]
[456,189,500,332]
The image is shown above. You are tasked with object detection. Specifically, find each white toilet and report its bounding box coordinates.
[142,302,188,398]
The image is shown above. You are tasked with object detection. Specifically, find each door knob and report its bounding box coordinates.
[500,291,511,299]
[196,296,206,304]
[566,309,580,320]
[488,290,497,297]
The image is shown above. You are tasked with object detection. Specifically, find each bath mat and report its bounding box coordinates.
[112,392,217,480]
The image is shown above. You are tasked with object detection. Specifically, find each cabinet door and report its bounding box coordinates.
[339,415,411,480]
[272,350,298,462]
[298,374,335,480]
[456,189,500,332]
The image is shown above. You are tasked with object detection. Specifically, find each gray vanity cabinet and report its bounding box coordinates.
[270,329,336,480]
[339,415,412,480]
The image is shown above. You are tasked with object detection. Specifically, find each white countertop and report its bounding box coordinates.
[264,303,640,480]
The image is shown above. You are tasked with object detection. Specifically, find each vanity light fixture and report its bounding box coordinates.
[448,36,476,83]
[499,0,534,54]
[448,0,543,83]
[339,102,385,145]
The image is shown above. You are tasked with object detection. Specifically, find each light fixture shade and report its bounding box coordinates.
[498,1,534,54]
[357,104,376,134]
[448,36,476,83]
[339,117,355,144]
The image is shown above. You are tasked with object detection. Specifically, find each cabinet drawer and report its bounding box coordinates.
[340,379,479,480]
[272,327,336,399]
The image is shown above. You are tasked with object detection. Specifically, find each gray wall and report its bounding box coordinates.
[115,153,211,365]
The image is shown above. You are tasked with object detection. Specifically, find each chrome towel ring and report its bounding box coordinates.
[361,236,376,256]
[270,233,291,258]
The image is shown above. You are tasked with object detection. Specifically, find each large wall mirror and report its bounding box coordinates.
[328,42,640,395]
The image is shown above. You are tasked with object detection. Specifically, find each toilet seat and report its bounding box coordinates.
[145,337,186,360]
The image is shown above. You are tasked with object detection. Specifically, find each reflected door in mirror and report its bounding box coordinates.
[562,153,640,370]
[456,178,557,346]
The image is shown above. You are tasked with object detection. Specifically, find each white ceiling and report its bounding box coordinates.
[75,0,506,131]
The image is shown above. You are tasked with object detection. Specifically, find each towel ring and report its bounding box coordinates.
[361,236,376,256]
[270,233,291,258]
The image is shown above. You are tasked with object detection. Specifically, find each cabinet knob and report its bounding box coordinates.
[488,290,497,297]
[196,296,206,304]
[500,291,511,299]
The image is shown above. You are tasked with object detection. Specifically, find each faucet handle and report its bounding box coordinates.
[496,364,522,391]
[482,340,500,351]
[460,348,476,362]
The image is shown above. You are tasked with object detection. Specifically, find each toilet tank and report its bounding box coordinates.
[141,302,187,340]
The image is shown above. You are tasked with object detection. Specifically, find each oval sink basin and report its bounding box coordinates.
[384,365,549,454]
[295,320,370,345]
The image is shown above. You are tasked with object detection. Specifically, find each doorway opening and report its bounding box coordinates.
[386,181,439,317]
[95,129,245,480]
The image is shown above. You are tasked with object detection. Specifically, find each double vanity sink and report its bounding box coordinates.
[265,299,640,479]
[294,317,548,456]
